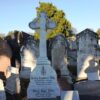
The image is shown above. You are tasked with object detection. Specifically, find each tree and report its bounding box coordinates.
[97,28,100,38]
[34,2,72,39]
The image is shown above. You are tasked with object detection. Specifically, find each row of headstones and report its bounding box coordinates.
[0,34,80,100]
[4,30,99,100]
[19,38,79,100]
[0,66,80,100]
[1,30,100,100]
[0,12,80,100]
[1,40,78,100]
[26,11,80,100]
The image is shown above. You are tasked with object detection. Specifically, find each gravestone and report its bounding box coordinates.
[20,39,39,79]
[76,29,97,80]
[51,35,72,83]
[27,12,60,100]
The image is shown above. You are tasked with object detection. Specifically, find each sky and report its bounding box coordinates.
[0,0,100,35]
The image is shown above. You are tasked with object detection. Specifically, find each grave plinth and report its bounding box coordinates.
[27,12,60,100]
[27,62,60,99]
[74,81,100,96]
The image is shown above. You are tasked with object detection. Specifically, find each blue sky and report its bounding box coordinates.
[0,0,100,35]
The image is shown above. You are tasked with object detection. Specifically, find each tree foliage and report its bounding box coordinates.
[34,2,72,39]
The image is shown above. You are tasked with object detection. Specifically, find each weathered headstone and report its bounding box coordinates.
[51,35,72,83]
[77,29,97,80]
[61,91,79,100]
[20,39,39,79]
[27,12,60,100]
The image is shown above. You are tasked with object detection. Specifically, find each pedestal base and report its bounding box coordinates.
[27,57,60,99]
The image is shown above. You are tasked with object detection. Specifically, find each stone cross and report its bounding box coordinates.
[29,11,56,58]
[27,12,60,99]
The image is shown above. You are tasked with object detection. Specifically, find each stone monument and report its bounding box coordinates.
[27,12,60,100]
[51,35,72,84]
[76,29,97,80]
[20,39,39,79]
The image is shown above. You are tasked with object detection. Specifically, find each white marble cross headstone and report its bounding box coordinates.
[27,12,60,100]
